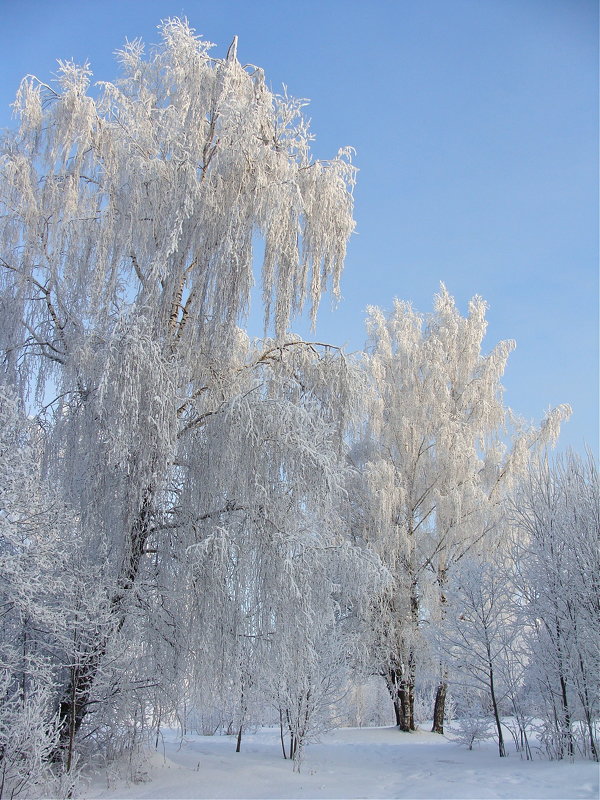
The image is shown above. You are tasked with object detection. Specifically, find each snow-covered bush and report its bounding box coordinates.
[0,675,61,799]
[451,692,494,751]
[0,386,81,794]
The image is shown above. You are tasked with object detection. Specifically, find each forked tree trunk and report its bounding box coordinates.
[385,668,415,733]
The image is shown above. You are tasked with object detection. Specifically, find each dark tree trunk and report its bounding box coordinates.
[392,694,402,728]
[53,488,154,766]
[552,619,574,759]
[575,652,599,761]
[279,709,288,759]
[407,654,416,730]
[385,668,414,733]
[432,565,448,734]
[236,684,246,753]
[401,684,415,731]
[432,680,447,734]
[489,664,506,757]
[54,654,103,767]
[284,709,298,760]
[559,673,574,759]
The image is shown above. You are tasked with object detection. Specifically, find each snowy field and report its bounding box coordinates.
[83,726,599,800]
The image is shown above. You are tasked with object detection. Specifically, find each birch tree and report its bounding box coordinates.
[357,286,570,732]
[0,18,356,764]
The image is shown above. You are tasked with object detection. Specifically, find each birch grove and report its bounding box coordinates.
[0,18,595,796]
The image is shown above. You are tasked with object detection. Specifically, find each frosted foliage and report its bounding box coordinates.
[510,452,599,761]
[356,286,570,729]
[67,327,370,758]
[0,386,94,796]
[1,17,355,375]
[0,13,357,621]
[162,340,387,763]
[362,286,570,568]
[0,387,93,652]
[0,18,362,769]
[0,676,60,800]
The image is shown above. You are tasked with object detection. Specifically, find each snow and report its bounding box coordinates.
[83,726,599,800]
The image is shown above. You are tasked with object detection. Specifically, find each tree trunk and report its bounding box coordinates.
[385,668,413,732]
[432,564,448,734]
[432,680,447,734]
[54,650,104,766]
[279,709,287,759]
[392,695,402,727]
[558,673,574,759]
[489,664,506,757]
[403,684,415,731]
[407,652,416,731]
[53,488,154,765]
[576,652,598,761]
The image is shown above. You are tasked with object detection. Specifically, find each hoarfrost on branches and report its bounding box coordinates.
[354,285,570,734]
[0,17,359,770]
[509,452,599,761]
[0,15,591,788]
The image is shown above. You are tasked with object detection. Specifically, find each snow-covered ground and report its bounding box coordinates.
[83,726,598,800]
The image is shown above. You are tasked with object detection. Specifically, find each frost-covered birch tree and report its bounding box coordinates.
[0,18,357,765]
[356,286,570,733]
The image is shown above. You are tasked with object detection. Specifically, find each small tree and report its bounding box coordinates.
[434,557,515,757]
[452,690,494,751]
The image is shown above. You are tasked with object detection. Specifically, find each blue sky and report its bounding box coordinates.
[1,0,597,454]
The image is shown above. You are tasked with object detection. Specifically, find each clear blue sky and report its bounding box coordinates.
[1,0,597,454]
